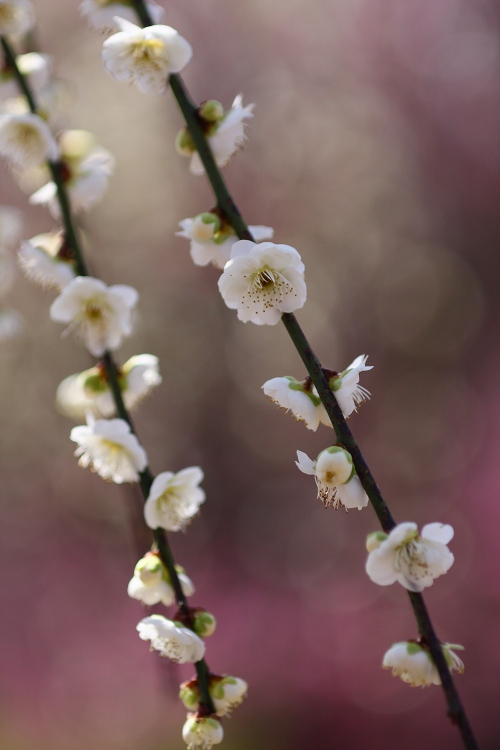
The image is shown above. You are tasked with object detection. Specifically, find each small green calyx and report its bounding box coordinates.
[206,718,220,730]
[199,100,224,123]
[406,642,424,655]
[179,684,200,709]
[366,531,387,552]
[82,372,107,394]
[175,127,196,156]
[329,377,343,392]
[193,611,217,638]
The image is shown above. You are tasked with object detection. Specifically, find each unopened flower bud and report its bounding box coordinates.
[193,610,216,638]
[182,715,223,750]
[179,681,200,711]
[199,100,224,123]
[191,213,221,243]
[176,128,196,156]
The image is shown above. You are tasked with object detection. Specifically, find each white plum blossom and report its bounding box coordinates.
[56,354,161,420]
[327,355,373,418]
[80,0,164,32]
[0,205,21,247]
[180,676,248,717]
[296,447,368,510]
[144,467,205,531]
[218,240,307,325]
[0,0,35,36]
[0,113,58,169]
[182,95,254,176]
[177,213,273,270]
[182,715,223,750]
[70,416,147,483]
[383,641,464,687]
[0,305,22,340]
[137,615,205,663]
[50,276,138,357]
[127,552,195,607]
[0,53,52,101]
[18,231,76,290]
[365,522,455,592]
[102,18,192,94]
[30,130,115,216]
[262,375,332,431]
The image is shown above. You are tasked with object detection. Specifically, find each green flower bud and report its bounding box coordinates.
[175,127,196,156]
[199,100,224,123]
[193,610,217,638]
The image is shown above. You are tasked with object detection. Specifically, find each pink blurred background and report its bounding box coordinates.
[1,0,500,748]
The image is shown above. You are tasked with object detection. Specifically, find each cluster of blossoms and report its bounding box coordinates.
[0,3,249,748]
[2,0,469,745]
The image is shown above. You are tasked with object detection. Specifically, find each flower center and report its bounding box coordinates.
[132,39,168,69]
[252,267,282,291]
[84,301,105,321]
[14,123,39,146]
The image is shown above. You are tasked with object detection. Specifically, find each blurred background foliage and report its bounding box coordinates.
[1,0,500,748]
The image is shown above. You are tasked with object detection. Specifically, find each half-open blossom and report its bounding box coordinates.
[383,641,464,687]
[327,355,373,418]
[137,615,205,663]
[178,95,253,176]
[296,447,368,510]
[144,467,205,531]
[0,113,58,169]
[0,52,51,101]
[0,0,35,36]
[18,231,76,290]
[180,675,248,717]
[30,130,115,216]
[50,276,138,357]
[102,18,192,94]
[365,522,454,592]
[218,240,306,325]
[56,353,161,420]
[177,213,273,270]
[70,416,147,483]
[80,0,164,32]
[127,552,194,606]
[182,715,223,750]
[262,375,332,431]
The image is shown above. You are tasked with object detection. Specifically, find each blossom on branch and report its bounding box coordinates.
[176,95,254,176]
[262,375,331,431]
[365,522,454,592]
[218,240,307,325]
[18,231,76,290]
[144,467,205,531]
[0,113,58,169]
[180,675,248,717]
[127,552,195,607]
[296,447,368,510]
[177,212,273,270]
[50,275,138,357]
[56,353,161,420]
[30,130,115,216]
[0,0,35,37]
[328,354,372,417]
[102,18,192,94]
[80,0,164,32]
[137,615,205,663]
[383,641,464,687]
[70,416,147,483]
[182,715,223,750]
